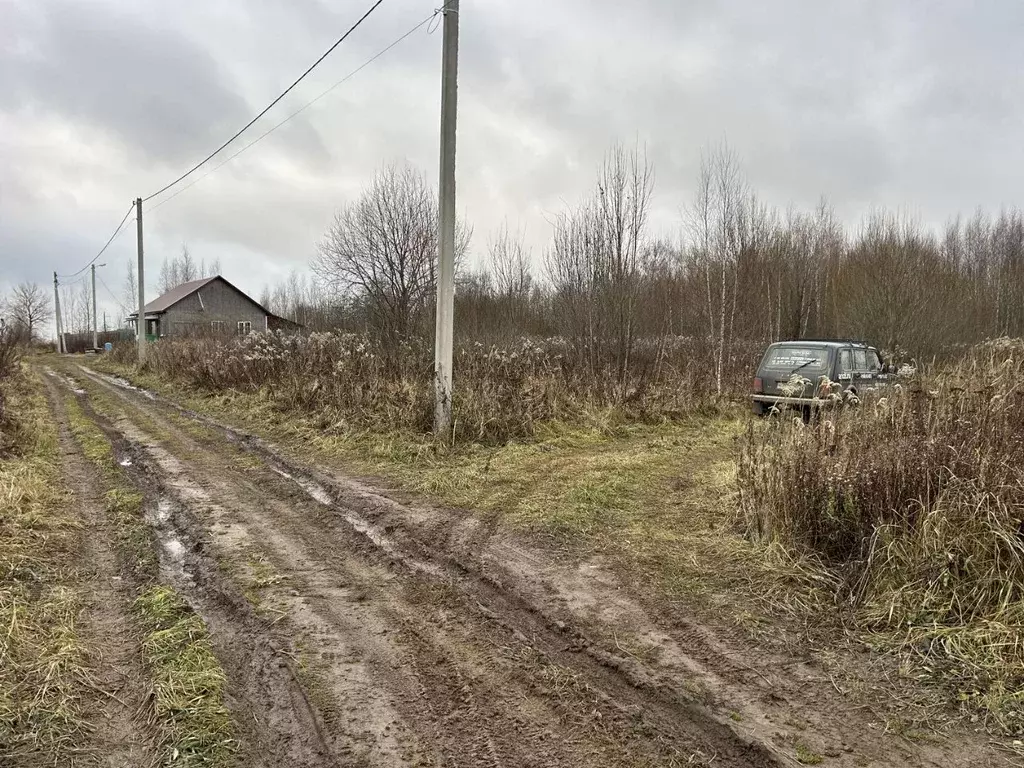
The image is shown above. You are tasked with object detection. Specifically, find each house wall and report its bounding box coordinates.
[161,279,267,337]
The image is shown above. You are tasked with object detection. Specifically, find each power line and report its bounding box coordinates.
[150,9,438,213]
[97,274,125,310]
[143,0,386,204]
[58,203,135,279]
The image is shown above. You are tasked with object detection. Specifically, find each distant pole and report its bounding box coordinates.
[91,264,98,350]
[433,0,459,437]
[52,271,64,354]
[136,198,147,363]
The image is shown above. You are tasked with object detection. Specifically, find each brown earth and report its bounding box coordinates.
[42,361,1012,768]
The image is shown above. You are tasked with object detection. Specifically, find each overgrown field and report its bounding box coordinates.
[107,332,757,443]
[741,338,1024,735]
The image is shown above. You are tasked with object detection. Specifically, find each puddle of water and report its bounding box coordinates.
[157,498,173,523]
[49,369,86,394]
[163,537,186,562]
[272,466,333,506]
[142,498,193,584]
[82,367,157,400]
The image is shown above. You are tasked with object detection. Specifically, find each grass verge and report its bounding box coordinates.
[135,587,235,766]
[0,366,88,767]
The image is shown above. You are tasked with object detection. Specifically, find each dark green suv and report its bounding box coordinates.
[751,340,890,416]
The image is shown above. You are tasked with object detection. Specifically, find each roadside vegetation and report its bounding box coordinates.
[0,330,89,766]
[742,338,1024,735]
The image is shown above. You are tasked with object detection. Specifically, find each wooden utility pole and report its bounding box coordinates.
[136,198,147,363]
[433,0,459,437]
[52,271,64,353]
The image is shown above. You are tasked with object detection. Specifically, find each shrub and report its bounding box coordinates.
[0,325,24,449]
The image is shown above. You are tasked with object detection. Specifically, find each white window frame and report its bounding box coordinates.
[211,320,225,333]
[237,320,252,335]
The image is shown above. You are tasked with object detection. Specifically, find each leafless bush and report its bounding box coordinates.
[740,340,1024,731]
[0,324,24,451]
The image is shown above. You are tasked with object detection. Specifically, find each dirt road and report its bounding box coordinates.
[44,362,1009,768]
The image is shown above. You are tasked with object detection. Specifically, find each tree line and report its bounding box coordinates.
[11,141,1024,375]
[245,143,1024,389]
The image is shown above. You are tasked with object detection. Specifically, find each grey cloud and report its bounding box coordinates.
[4,0,1024,330]
[1,0,251,168]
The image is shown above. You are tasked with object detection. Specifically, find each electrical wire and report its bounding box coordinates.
[143,0,386,203]
[58,203,136,279]
[149,9,438,213]
[97,275,125,310]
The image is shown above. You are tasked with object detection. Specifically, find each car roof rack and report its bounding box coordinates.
[778,338,869,345]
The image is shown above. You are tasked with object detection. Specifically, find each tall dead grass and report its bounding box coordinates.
[0,326,23,449]
[111,332,756,443]
[740,338,1024,733]
[0,367,88,765]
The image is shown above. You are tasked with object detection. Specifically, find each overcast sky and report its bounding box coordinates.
[2,0,1022,330]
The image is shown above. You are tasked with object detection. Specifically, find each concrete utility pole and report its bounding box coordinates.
[433,0,459,437]
[136,197,146,363]
[52,271,64,354]
[91,263,99,350]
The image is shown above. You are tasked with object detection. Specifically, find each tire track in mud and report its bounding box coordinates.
[64,365,784,767]
[47,371,351,768]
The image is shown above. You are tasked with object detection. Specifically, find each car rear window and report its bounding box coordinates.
[763,346,829,372]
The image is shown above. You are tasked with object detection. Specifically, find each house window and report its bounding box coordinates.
[237,321,252,335]
[211,321,225,333]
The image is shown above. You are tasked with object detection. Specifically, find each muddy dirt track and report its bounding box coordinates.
[43,363,1010,768]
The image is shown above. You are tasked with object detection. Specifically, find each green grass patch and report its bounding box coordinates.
[794,741,824,765]
[135,586,235,766]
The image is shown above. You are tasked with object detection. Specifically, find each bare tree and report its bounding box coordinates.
[5,282,52,342]
[312,163,470,348]
[179,245,197,283]
[686,142,750,394]
[123,258,138,314]
[546,142,654,384]
[488,221,533,327]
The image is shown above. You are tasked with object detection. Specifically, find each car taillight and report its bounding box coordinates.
[753,377,763,393]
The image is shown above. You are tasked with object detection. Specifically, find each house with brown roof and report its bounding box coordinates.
[128,276,300,341]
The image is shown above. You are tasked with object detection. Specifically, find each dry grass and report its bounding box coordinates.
[0,366,89,767]
[105,332,749,444]
[740,338,1024,734]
